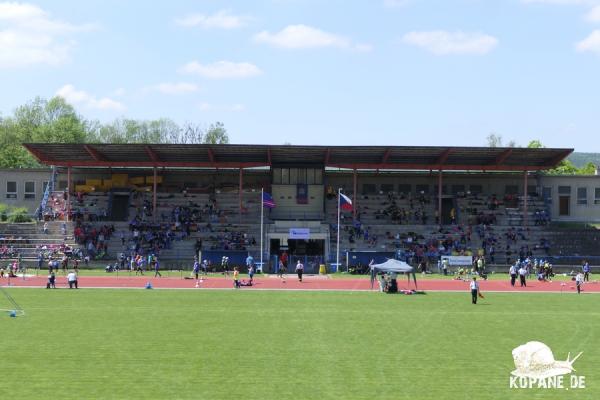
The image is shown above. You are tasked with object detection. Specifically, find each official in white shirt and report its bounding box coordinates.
[509,263,518,287]
[470,277,480,304]
[575,272,584,294]
[518,266,527,287]
[67,271,78,289]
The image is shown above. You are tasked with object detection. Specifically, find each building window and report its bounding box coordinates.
[558,186,571,195]
[362,184,377,195]
[6,181,17,199]
[469,185,482,195]
[595,188,600,205]
[381,184,394,193]
[272,168,281,184]
[24,181,35,199]
[314,169,323,185]
[281,169,289,185]
[306,169,315,185]
[577,187,587,205]
[527,185,538,196]
[505,185,519,195]
[398,184,411,194]
[542,187,552,201]
[416,184,428,195]
[451,185,465,195]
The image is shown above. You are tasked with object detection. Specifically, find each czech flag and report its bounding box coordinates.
[339,193,353,212]
[263,192,276,208]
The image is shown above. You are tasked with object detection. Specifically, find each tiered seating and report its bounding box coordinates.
[0,221,79,262]
[326,192,553,265]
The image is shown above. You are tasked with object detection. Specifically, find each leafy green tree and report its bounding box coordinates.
[203,122,229,144]
[0,96,230,168]
[527,140,544,149]
[0,97,87,167]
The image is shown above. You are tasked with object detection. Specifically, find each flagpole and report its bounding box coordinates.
[336,188,341,274]
[260,188,264,272]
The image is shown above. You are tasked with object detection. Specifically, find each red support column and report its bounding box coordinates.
[353,169,357,219]
[438,170,443,225]
[66,166,71,222]
[153,167,157,223]
[523,170,528,227]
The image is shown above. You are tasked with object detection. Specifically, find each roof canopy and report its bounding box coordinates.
[23,143,573,171]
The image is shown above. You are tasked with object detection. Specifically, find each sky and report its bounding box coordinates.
[1,0,600,151]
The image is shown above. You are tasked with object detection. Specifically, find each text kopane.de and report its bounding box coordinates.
[510,375,585,389]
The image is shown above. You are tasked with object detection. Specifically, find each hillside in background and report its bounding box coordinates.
[568,152,600,168]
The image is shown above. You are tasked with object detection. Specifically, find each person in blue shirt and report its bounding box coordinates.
[193,258,200,280]
[582,260,591,282]
[153,256,161,278]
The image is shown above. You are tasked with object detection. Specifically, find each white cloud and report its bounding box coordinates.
[576,29,600,52]
[402,31,498,55]
[253,24,370,51]
[150,82,199,95]
[585,5,600,20]
[174,9,251,29]
[56,84,126,111]
[179,60,262,79]
[0,2,95,68]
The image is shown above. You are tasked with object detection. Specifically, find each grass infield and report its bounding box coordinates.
[1,289,597,399]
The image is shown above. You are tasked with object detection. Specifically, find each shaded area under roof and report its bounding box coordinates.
[22,143,573,171]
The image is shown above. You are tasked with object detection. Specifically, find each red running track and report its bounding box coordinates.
[2,274,599,293]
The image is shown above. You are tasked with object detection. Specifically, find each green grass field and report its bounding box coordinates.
[1,288,597,399]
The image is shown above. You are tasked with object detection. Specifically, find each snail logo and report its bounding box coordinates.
[509,341,586,389]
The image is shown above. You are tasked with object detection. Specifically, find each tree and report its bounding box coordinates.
[0,96,88,168]
[527,140,544,149]
[0,96,230,168]
[203,122,229,144]
[527,140,594,175]
[486,133,503,147]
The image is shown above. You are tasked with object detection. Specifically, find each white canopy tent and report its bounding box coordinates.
[370,259,418,290]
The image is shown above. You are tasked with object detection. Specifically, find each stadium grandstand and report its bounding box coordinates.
[0,142,598,272]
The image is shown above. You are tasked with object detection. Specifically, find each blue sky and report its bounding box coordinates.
[1,0,600,150]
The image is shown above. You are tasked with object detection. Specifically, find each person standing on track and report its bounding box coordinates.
[278,260,286,283]
[193,257,200,280]
[518,264,527,287]
[153,256,161,278]
[576,271,584,294]
[295,259,304,282]
[470,276,480,304]
[582,260,590,282]
[509,262,517,287]
[233,267,240,289]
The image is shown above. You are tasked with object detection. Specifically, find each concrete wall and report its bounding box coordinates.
[0,168,51,213]
[539,175,600,222]
[271,184,324,218]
